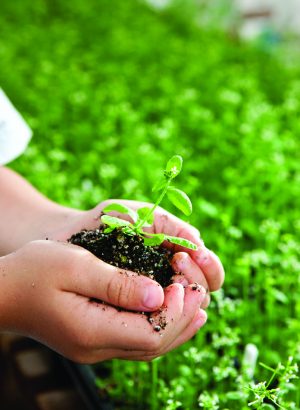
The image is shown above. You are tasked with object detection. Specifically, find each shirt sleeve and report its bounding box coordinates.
[0,89,32,166]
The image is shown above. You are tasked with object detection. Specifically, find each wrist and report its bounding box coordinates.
[35,204,86,241]
[1,203,86,255]
[0,254,14,331]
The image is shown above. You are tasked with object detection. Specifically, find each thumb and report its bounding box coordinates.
[65,247,164,311]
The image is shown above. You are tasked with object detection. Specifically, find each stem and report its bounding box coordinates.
[135,176,173,230]
[151,360,159,410]
[266,364,280,389]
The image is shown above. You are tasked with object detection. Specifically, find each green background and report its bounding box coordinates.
[1,0,299,408]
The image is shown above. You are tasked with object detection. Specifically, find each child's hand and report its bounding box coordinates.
[0,240,207,363]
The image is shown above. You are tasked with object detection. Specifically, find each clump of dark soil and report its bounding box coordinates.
[69,227,174,288]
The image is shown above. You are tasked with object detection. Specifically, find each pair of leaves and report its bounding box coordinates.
[101,203,197,250]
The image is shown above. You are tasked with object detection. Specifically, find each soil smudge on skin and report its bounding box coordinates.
[146,306,168,332]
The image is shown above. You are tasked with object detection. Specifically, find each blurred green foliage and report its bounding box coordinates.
[1,0,300,408]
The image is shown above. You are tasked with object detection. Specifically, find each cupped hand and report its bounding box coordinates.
[50,199,225,302]
[0,240,207,363]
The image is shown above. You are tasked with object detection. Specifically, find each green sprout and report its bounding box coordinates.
[246,357,299,409]
[100,155,198,250]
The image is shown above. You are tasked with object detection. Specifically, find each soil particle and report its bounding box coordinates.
[147,306,168,332]
[191,282,202,291]
[69,227,174,287]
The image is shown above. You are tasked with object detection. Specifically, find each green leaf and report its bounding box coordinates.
[102,203,138,223]
[165,235,197,250]
[101,215,131,228]
[167,187,192,216]
[271,288,288,304]
[165,155,183,178]
[152,177,167,192]
[137,207,154,227]
[103,226,115,234]
[143,234,165,246]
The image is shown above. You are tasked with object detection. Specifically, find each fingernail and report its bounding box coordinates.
[143,286,162,309]
[175,276,189,287]
[174,253,190,271]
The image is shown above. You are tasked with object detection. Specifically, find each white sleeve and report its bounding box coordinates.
[0,89,32,166]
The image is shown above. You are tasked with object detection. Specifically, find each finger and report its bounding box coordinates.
[191,247,225,292]
[88,284,185,351]
[149,211,225,292]
[146,283,184,337]
[140,208,225,292]
[156,286,208,356]
[75,284,184,362]
[67,200,225,292]
[171,252,210,308]
[61,243,164,312]
[143,309,208,361]
[80,286,207,362]
[147,283,207,353]
[164,224,224,292]
[114,304,208,361]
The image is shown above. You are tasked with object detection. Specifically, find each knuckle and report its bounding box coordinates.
[106,274,137,307]
[99,199,112,210]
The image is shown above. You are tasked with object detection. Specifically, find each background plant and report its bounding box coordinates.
[1,0,299,408]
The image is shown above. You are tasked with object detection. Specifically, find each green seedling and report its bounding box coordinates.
[100,155,198,250]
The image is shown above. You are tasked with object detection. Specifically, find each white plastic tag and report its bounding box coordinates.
[0,89,32,165]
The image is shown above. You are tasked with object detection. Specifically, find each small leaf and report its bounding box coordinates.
[165,155,183,178]
[101,215,131,228]
[137,207,154,227]
[102,203,138,223]
[152,177,167,192]
[165,235,198,250]
[167,187,192,216]
[271,288,288,304]
[103,226,115,234]
[143,234,165,246]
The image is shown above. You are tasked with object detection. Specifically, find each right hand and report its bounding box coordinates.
[0,240,207,363]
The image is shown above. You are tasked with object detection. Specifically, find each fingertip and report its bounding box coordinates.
[164,282,185,303]
[171,252,189,272]
[186,283,207,299]
[164,282,184,294]
[194,309,207,328]
[193,248,225,292]
[172,274,189,287]
[142,280,164,311]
